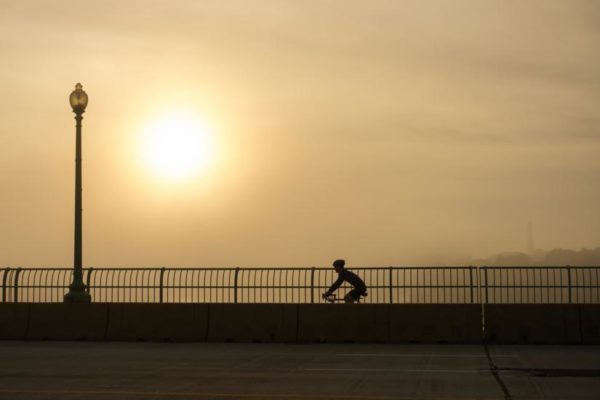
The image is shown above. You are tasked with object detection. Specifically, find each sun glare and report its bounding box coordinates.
[140,112,215,181]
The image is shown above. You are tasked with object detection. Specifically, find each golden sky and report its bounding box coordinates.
[1,0,599,267]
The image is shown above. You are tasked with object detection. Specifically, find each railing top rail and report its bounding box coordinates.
[3,265,600,275]
[481,265,600,269]
[0,266,446,272]
[3,265,512,271]
[4,265,599,272]
[3,267,71,271]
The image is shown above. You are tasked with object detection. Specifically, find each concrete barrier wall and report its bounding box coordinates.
[298,304,389,343]
[105,304,208,342]
[27,304,108,340]
[0,303,598,343]
[208,304,297,342]
[579,304,600,345]
[0,303,29,339]
[484,304,581,344]
[389,304,482,343]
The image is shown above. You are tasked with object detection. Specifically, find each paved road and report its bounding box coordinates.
[0,341,598,399]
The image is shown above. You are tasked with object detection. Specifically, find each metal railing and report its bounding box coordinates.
[2,266,599,304]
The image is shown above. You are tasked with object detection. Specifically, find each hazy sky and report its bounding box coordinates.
[1,0,599,267]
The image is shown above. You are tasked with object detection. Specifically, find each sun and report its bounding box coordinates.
[140,111,215,181]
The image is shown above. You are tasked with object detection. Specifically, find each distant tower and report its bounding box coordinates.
[527,221,535,255]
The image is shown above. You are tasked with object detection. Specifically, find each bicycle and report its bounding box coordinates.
[322,292,367,304]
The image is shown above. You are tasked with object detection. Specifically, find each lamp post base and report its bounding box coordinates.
[64,287,91,303]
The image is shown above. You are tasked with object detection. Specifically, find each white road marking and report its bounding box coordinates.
[305,368,485,373]
[336,353,519,358]
[0,389,492,400]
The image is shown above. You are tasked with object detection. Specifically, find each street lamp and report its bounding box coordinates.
[64,83,91,303]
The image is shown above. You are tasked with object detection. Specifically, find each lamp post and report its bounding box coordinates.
[64,83,91,303]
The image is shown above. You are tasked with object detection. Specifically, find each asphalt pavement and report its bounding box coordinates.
[0,341,598,399]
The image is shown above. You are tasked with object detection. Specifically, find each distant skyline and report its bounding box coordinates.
[1,1,599,267]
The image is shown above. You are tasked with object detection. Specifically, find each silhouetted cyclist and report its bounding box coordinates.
[322,259,367,303]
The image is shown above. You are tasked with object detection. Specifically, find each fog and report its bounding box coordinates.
[1,1,598,267]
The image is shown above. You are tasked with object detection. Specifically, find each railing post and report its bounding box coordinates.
[567,265,572,304]
[13,267,22,303]
[85,267,94,295]
[2,267,10,303]
[469,266,474,304]
[483,266,489,304]
[389,266,393,304]
[234,267,240,304]
[310,267,315,304]
[159,267,166,304]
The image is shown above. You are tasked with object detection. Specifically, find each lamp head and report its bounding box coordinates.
[69,83,88,114]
